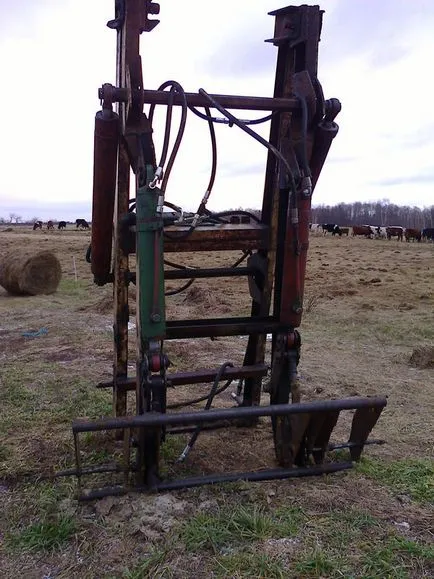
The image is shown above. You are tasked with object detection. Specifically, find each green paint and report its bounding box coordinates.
[135,166,166,345]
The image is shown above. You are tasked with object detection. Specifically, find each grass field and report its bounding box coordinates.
[0,225,433,578]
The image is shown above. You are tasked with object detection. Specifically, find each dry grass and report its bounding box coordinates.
[0,225,433,578]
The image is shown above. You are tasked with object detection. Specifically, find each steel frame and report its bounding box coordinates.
[67,1,387,499]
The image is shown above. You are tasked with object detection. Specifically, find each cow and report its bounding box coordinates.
[58,221,67,230]
[386,226,403,241]
[47,220,54,230]
[404,228,421,242]
[76,218,90,229]
[422,227,434,241]
[375,226,387,239]
[309,223,321,234]
[321,223,341,236]
[352,225,373,238]
[33,221,43,231]
[340,227,350,236]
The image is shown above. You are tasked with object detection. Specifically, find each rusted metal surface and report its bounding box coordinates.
[99,84,301,111]
[164,224,267,252]
[276,8,323,329]
[164,266,255,280]
[309,99,341,190]
[91,110,119,284]
[242,10,298,407]
[348,406,385,461]
[112,0,132,418]
[77,462,354,500]
[120,223,268,253]
[274,413,310,467]
[113,142,130,418]
[165,317,289,340]
[141,90,300,111]
[310,410,341,465]
[97,363,269,390]
[72,397,387,433]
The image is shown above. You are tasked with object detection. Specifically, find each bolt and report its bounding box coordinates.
[150,313,161,323]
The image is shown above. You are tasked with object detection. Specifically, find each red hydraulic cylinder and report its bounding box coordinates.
[280,116,340,327]
[279,192,311,328]
[91,109,120,284]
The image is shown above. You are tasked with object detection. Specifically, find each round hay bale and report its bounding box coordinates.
[0,250,62,295]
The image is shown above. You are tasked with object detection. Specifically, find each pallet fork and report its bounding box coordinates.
[62,1,387,500]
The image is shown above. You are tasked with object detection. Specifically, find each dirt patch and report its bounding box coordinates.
[409,345,434,369]
[182,285,233,315]
[78,295,113,314]
[43,347,80,362]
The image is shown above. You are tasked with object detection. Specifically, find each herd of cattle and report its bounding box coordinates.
[30,219,434,242]
[311,223,434,242]
[32,219,90,231]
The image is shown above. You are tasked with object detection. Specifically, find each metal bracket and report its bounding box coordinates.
[265,5,323,47]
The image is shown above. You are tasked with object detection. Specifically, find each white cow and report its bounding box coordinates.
[309,223,321,233]
[375,226,387,239]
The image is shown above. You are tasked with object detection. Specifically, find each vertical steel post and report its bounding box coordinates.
[243,6,324,407]
[242,7,301,407]
[112,2,130,418]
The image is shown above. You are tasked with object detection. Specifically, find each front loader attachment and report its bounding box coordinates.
[59,2,388,501]
[64,396,386,501]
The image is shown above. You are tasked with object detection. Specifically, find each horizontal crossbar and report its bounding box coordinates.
[72,396,387,433]
[97,363,268,390]
[77,462,354,501]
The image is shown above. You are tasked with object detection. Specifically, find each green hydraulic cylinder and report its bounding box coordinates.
[135,165,166,487]
[135,166,166,408]
[135,166,166,339]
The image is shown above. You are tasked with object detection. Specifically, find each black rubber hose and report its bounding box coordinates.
[163,104,218,241]
[148,80,188,193]
[210,210,261,224]
[177,362,234,462]
[198,88,297,192]
[294,91,311,177]
[165,278,195,296]
[167,379,233,409]
[189,105,275,126]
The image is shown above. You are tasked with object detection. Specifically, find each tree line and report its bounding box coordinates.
[310,201,434,229]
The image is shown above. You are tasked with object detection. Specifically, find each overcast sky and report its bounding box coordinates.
[1,0,433,221]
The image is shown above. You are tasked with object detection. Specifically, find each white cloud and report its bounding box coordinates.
[0,0,433,221]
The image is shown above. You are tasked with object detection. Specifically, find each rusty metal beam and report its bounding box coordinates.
[77,462,354,499]
[99,86,301,112]
[143,90,300,111]
[97,363,269,391]
[72,397,388,433]
[112,0,131,418]
[163,224,268,252]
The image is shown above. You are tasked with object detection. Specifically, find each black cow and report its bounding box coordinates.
[76,218,89,229]
[33,220,43,230]
[422,227,434,241]
[321,223,341,236]
[58,221,67,230]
